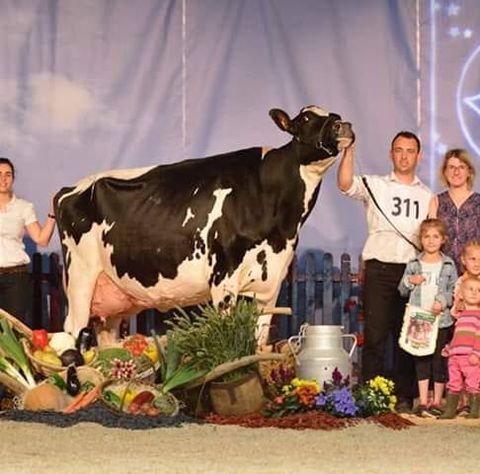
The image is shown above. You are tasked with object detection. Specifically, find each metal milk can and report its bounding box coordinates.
[288,325,357,387]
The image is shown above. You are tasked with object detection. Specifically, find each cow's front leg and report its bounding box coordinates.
[210,283,275,348]
[63,268,99,337]
[256,304,276,348]
[256,285,284,348]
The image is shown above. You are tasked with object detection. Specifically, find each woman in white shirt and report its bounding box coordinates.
[0,157,56,325]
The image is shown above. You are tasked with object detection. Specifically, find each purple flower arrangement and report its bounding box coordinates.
[263,365,395,418]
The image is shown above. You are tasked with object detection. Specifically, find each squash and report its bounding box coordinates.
[23,383,67,412]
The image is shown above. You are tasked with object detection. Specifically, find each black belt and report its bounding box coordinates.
[0,264,28,275]
[366,259,406,268]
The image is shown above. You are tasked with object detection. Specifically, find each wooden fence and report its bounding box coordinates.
[30,251,364,341]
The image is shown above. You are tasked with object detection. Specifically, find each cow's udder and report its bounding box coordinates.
[90,272,142,320]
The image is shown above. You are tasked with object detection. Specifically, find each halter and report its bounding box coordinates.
[293,114,340,157]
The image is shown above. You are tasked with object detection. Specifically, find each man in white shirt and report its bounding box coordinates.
[337,131,433,411]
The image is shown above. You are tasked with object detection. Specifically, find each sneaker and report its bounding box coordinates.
[427,405,443,418]
[457,405,470,417]
[413,404,432,417]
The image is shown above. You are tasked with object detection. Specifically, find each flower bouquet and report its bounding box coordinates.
[263,366,397,419]
[354,376,397,417]
[314,368,358,417]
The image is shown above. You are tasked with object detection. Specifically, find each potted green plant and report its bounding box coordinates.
[167,299,270,415]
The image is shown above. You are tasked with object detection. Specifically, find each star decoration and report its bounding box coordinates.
[448,26,460,38]
[464,93,480,118]
[464,29,473,39]
[447,3,460,16]
[436,142,448,155]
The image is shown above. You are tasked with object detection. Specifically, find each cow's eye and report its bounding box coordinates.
[303,116,309,122]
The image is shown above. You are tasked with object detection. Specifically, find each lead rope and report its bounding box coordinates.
[361,176,421,252]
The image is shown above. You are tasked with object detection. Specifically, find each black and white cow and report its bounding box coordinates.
[54,106,354,344]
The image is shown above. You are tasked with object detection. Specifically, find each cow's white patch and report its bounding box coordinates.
[61,220,115,333]
[182,207,195,227]
[299,156,337,216]
[236,240,296,303]
[193,187,199,195]
[58,166,156,204]
[199,188,232,242]
[303,105,328,117]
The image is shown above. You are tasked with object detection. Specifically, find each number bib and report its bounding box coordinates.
[375,183,426,232]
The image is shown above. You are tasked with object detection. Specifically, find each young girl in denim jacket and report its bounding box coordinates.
[398,218,457,417]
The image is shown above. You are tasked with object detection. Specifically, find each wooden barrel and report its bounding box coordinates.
[209,371,263,416]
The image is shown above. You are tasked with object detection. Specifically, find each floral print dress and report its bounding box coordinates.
[437,191,480,273]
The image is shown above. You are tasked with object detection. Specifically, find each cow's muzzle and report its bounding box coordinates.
[335,121,355,150]
[316,119,354,155]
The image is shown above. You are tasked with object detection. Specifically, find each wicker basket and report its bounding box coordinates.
[0,307,98,378]
[100,378,179,417]
[15,366,106,411]
[59,365,105,387]
[0,308,33,338]
[22,339,98,377]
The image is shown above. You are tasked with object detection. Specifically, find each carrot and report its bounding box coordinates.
[63,386,100,414]
[63,391,87,414]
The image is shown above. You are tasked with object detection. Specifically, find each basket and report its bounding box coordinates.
[22,338,98,378]
[100,378,179,417]
[0,307,98,378]
[58,365,105,388]
[0,308,33,338]
[16,366,106,411]
[93,341,159,383]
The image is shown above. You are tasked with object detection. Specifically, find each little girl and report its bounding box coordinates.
[398,218,457,417]
[450,240,480,415]
[440,276,480,419]
[452,240,480,316]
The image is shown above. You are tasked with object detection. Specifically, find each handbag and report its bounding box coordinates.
[399,304,439,356]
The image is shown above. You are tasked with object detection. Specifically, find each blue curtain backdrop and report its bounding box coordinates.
[0,0,479,263]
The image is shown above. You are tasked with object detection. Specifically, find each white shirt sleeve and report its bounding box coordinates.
[342,175,368,201]
[23,201,38,226]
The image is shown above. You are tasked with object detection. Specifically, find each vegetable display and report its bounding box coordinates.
[0,308,192,419]
[100,380,177,417]
[0,318,36,390]
[31,329,49,350]
[27,328,97,372]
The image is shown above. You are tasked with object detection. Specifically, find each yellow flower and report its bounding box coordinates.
[291,378,320,392]
[369,376,394,396]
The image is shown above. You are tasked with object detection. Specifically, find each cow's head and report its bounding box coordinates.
[269,106,355,159]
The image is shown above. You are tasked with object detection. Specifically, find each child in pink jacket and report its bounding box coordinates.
[440,276,480,419]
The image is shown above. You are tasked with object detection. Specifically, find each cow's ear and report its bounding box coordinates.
[269,109,292,133]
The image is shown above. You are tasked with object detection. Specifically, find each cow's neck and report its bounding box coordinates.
[262,143,337,226]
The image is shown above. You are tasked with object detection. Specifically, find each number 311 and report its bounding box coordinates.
[391,197,419,218]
